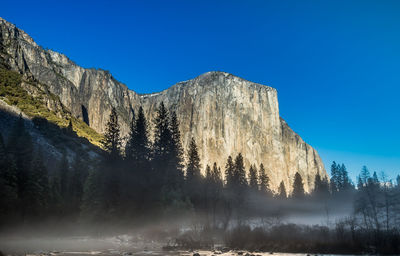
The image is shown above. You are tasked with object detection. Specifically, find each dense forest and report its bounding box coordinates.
[0,102,399,254]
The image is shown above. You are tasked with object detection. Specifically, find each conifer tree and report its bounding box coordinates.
[330,161,340,193]
[152,102,173,201]
[234,153,247,188]
[153,102,172,162]
[313,172,330,198]
[339,164,353,191]
[225,156,235,189]
[185,138,201,206]
[209,162,223,228]
[258,163,270,195]
[248,164,258,191]
[211,162,223,188]
[168,111,184,188]
[102,107,121,160]
[100,107,122,214]
[292,172,305,199]
[125,117,136,161]
[185,138,201,184]
[278,181,287,199]
[125,106,150,165]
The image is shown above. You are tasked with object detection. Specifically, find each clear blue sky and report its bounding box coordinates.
[2,0,399,182]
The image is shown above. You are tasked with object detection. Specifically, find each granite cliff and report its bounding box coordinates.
[0,17,326,193]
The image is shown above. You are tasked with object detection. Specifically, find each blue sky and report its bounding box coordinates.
[2,0,399,182]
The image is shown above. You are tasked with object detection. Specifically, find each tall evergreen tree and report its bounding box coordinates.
[313,172,330,198]
[125,106,150,165]
[233,153,247,188]
[168,111,185,189]
[185,138,201,206]
[225,156,235,189]
[292,172,305,199]
[100,107,122,214]
[258,163,270,195]
[278,181,287,199]
[152,102,173,201]
[208,162,223,228]
[185,138,201,184]
[211,162,223,189]
[102,107,122,160]
[339,164,353,191]
[153,102,172,162]
[330,161,340,193]
[232,153,248,219]
[248,164,258,191]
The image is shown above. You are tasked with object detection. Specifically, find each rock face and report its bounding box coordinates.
[0,17,327,193]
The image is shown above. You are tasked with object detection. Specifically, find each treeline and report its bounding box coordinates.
[0,102,349,223]
[0,103,399,229]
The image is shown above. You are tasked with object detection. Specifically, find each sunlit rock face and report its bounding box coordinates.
[0,17,327,193]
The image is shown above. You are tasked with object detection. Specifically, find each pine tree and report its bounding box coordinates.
[313,172,330,198]
[185,138,202,206]
[125,117,136,161]
[330,161,340,193]
[102,107,121,160]
[330,161,354,194]
[339,164,353,191]
[152,102,173,202]
[248,164,258,191]
[278,181,287,199]
[209,162,223,228]
[231,153,248,217]
[234,153,247,188]
[153,102,172,162]
[211,162,223,188]
[258,163,270,195]
[185,138,201,183]
[100,107,122,214]
[292,172,305,198]
[125,106,150,165]
[359,166,371,186]
[168,111,184,189]
[225,156,235,189]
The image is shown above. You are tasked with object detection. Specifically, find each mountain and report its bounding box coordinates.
[0,17,327,193]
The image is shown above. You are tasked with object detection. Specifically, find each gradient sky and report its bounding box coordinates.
[1,0,399,182]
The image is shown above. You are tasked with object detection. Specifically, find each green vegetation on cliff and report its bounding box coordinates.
[0,68,103,146]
